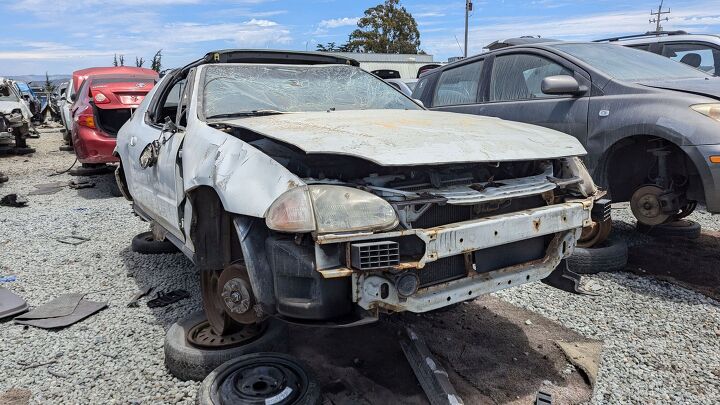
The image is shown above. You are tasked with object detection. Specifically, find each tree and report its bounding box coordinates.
[113,54,118,67]
[44,72,55,93]
[119,55,125,66]
[150,50,162,73]
[135,56,145,68]
[316,41,354,52]
[347,0,421,54]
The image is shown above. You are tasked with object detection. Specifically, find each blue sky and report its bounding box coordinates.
[1,0,719,75]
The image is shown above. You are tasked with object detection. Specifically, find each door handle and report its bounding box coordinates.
[130,136,137,147]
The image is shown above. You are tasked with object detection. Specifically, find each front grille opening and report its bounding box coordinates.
[351,241,400,270]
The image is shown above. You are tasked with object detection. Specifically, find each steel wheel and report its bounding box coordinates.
[201,263,259,336]
[577,218,612,248]
[630,185,671,226]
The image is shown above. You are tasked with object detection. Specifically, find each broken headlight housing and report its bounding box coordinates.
[266,185,399,234]
[562,157,597,197]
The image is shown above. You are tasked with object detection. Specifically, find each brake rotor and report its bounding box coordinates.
[201,270,239,336]
[186,318,265,349]
[630,185,671,226]
[218,263,259,325]
[577,218,612,248]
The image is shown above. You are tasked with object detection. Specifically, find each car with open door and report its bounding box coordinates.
[413,40,720,228]
[69,69,158,166]
[115,49,601,336]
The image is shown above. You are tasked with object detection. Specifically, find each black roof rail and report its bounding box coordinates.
[594,30,689,42]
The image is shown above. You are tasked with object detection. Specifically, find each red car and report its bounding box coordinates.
[70,67,158,164]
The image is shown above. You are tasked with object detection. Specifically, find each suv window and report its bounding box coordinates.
[662,43,718,75]
[432,60,483,107]
[490,54,572,102]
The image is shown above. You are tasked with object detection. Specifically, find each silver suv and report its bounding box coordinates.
[596,31,720,75]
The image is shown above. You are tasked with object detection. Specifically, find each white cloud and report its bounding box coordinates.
[318,17,359,29]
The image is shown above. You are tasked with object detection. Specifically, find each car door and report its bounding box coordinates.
[660,42,720,75]
[474,51,591,144]
[427,58,486,115]
[129,73,190,240]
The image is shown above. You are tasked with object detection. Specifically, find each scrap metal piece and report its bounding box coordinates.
[56,235,90,246]
[535,391,553,405]
[69,180,95,190]
[400,327,464,405]
[0,287,28,319]
[127,286,153,308]
[541,260,596,295]
[14,293,85,320]
[14,300,107,329]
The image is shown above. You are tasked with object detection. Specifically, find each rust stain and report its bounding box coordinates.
[533,219,541,232]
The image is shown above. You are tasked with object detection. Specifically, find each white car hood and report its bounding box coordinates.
[0,100,22,114]
[220,109,585,166]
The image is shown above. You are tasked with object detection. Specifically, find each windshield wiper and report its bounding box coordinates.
[206,109,285,120]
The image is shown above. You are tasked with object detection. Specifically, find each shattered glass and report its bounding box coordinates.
[202,64,420,118]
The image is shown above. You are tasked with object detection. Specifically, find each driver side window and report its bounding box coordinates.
[158,80,186,126]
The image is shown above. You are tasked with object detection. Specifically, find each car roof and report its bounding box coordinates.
[486,37,561,50]
[595,31,720,45]
[198,49,359,67]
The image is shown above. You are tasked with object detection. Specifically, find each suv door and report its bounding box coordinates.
[477,52,591,142]
[660,42,720,75]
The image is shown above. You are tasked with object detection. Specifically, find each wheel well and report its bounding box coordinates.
[186,186,243,271]
[597,136,701,203]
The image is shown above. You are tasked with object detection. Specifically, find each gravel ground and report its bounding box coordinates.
[0,128,202,404]
[2,128,719,404]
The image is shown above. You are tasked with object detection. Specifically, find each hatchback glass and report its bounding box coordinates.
[202,64,420,119]
[552,43,711,81]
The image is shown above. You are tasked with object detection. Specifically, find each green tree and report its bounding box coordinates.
[150,50,162,73]
[119,55,125,66]
[347,0,421,53]
[135,56,145,68]
[113,54,118,67]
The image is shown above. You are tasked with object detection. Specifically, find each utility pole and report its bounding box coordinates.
[464,0,472,58]
[649,1,670,33]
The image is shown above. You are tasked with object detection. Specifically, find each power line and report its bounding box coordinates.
[650,1,670,33]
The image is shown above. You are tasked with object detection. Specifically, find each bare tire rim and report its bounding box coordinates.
[186,319,265,349]
[217,263,259,325]
[201,270,236,336]
[630,185,671,226]
[213,358,306,404]
[577,218,612,248]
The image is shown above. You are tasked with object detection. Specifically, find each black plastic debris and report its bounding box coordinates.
[69,179,95,190]
[0,194,28,207]
[56,235,90,246]
[0,287,28,319]
[147,290,190,308]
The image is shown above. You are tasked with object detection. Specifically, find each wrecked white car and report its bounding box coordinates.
[116,50,601,333]
[0,78,33,154]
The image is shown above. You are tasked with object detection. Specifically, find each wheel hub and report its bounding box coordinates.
[630,185,671,226]
[201,263,260,335]
[578,218,612,248]
[221,278,252,314]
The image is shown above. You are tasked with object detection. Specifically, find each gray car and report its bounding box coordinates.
[413,41,720,226]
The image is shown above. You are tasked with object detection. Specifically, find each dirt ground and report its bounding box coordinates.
[626,230,720,301]
[290,295,595,405]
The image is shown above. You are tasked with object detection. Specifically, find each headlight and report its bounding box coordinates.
[266,185,398,234]
[691,103,720,122]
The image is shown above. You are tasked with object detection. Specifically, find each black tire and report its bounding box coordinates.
[197,353,321,405]
[109,180,123,197]
[567,237,628,275]
[131,231,179,254]
[59,145,74,152]
[165,312,289,382]
[68,164,114,177]
[636,219,701,239]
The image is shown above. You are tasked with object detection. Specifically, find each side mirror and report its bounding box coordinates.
[413,99,425,108]
[139,141,159,169]
[541,75,586,96]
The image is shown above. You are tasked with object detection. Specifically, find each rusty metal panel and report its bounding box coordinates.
[218,109,586,167]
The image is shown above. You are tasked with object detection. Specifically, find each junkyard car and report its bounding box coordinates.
[70,71,158,164]
[414,40,720,226]
[116,50,600,333]
[0,78,33,154]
